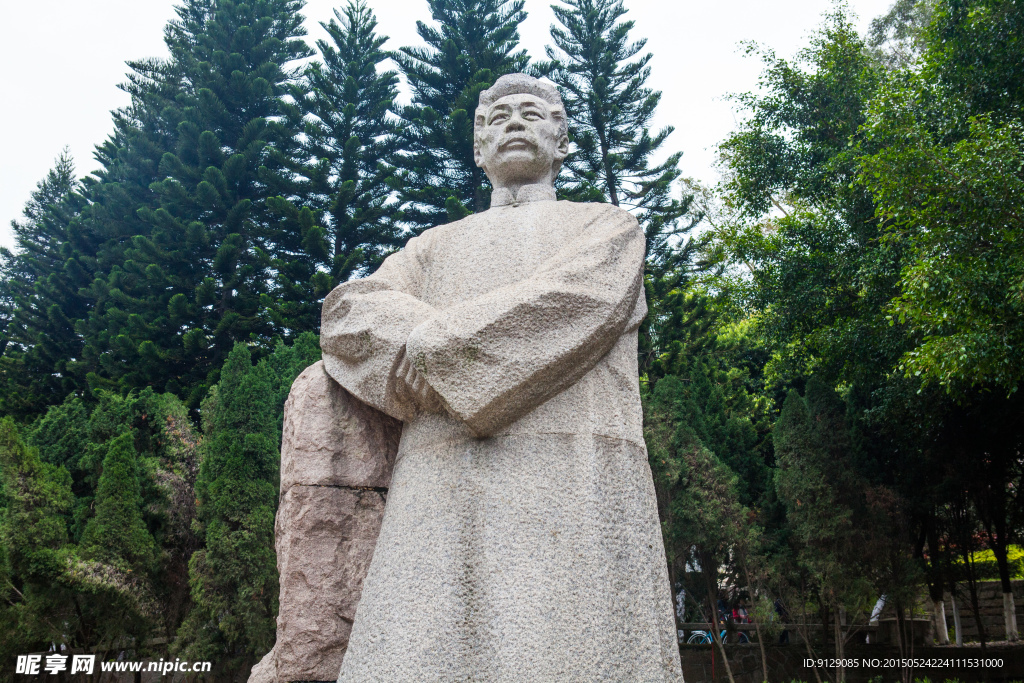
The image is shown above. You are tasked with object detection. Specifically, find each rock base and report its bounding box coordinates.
[250,362,400,683]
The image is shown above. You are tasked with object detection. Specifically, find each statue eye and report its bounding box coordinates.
[490,113,510,124]
[523,111,543,120]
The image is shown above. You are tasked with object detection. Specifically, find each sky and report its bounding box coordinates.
[0,0,896,251]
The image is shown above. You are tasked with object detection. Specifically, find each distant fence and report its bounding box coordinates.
[942,579,1024,641]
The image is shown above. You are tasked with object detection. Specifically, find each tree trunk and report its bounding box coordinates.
[965,571,987,652]
[950,584,963,647]
[796,588,824,683]
[932,598,950,645]
[701,553,736,683]
[742,563,770,683]
[925,516,950,646]
[833,608,845,683]
[1004,591,1019,642]
[990,515,1018,641]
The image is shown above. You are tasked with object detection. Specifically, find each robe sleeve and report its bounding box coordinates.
[406,204,646,437]
[320,232,439,422]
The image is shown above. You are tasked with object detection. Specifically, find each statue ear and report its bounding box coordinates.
[556,134,569,159]
[474,143,485,169]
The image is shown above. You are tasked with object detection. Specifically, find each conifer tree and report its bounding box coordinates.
[79,432,157,572]
[0,417,74,663]
[267,0,405,333]
[773,380,875,674]
[0,153,90,417]
[176,343,279,661]
[83,0,313,408]
[74,54,188,396]
[24,389,203,645]
[541,0,694,272]
[395,0,530,227]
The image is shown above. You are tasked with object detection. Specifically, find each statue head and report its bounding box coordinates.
[474,74,569,191]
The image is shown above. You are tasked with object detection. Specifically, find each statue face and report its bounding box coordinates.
[474,93,569,188]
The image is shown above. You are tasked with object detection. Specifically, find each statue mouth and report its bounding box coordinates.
[498,136,535,152]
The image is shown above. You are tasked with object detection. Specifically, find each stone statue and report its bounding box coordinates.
[253,73,683,683]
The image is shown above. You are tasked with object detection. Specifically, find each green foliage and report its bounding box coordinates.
[0,418,73,587]
[774,384,861,593]
[646,372,756,556]
[863,0,1024,393]
[0,152,91,418]
[645,369,758,635]
[711,8,913,405]
[395,0,530,226]
[866,114,1024,390]
[541,0,695,275]
[925,0,1024,121]
[643,290,766,627]
[80,432,157,572]
[1,388,203,659]
[0,418,74,662]
[79,0,314,408]
[267,0,406,331]
[175,339,315,661]
[708,7,939,655]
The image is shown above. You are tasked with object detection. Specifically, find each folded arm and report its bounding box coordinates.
[320,234,439,422]
[406,206,646,436]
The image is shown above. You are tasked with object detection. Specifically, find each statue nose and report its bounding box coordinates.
[505,118,526,132]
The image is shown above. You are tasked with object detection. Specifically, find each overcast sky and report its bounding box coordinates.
[0,0,894,251]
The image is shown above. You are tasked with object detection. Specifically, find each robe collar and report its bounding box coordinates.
[490,183,557,208]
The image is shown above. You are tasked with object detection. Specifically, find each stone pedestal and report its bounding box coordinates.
[250,361,400,683]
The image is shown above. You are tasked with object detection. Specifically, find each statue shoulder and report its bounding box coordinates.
[556,200,641,232]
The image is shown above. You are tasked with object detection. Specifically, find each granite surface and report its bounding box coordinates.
[322,74,683,682]
[249,362,399,683]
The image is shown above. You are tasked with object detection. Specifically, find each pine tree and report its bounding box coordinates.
[541,0,694,272]
[82,0,313,408]
[0,418,75,662]
[25,388,203,646]
[266,0,406,333]
[395,0,530,227]
[79,432,158,572]
[176,343,279,661]
[73,52,188,397]
[772,380,877,675]
[0,152,91,417]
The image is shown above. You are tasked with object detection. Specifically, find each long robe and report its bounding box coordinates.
[321,193,683,682]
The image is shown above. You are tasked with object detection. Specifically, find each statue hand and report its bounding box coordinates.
[394,348,443,413]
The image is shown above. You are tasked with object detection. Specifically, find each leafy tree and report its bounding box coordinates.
[856,0,1024,639]
[860,87,1024,394]
[267,0,406,333]
[395,0,530,226]
[926,0,1024,122]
